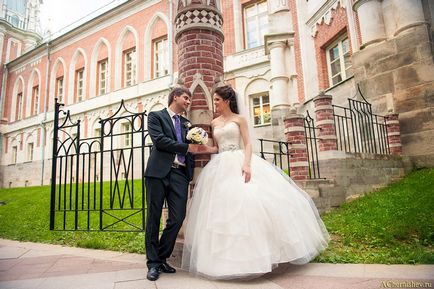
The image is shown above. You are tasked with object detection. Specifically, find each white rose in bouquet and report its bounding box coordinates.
[186,127,208,145]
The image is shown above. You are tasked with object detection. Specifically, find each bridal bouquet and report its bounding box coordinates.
[186,127,209,145]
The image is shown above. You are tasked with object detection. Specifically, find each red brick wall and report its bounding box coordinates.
[177,29,224,89]
[313,4,350,90]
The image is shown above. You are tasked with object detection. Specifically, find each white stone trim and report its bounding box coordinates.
[314,105,333,111]
[386,120,399,125]
[387,132,400,137]
[389,143,402,148]
[25,68,41,118]
[318,135,337,140]
[306,0,346,37]
[284,127,304,133]
[189,73,213,111]
[5,37,22,63]
[48,0,161,54]
[144,12,171,81]
[316,119,335,126]
[290,161,309,167]
[49,57,67,108]
[10,76,25,122]
[67,48,88,105]
[114,25,139,90]
[289,144,307,149]
[89,37,112,99]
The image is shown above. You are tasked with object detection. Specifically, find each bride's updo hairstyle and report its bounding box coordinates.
[214,85,239,114]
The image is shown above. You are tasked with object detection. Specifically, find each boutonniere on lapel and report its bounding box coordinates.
[183,121,192,130]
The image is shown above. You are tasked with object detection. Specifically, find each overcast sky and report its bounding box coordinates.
[39,0,127,36]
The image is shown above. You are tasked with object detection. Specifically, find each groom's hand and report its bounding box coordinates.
[188,144,216,154]
[188,144,204,154]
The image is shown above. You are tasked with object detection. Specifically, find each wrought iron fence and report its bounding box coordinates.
[259,139,291,175]
[49,99,152,232]
[258,111,321,179]
[332,87,390,155]
[304,111,321,179]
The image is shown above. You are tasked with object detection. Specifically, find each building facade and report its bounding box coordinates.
[0,0,433,188]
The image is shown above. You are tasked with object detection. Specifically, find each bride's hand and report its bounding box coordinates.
[242,165,251,183]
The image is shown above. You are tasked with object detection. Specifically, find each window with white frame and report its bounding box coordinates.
[16,92,23,121]
[32,86,39,115]
[75,69,84,102]
[251,93,271,126]
[98,59,108,95]
[11,146,17,164]
[56,77,64,102]
[154,37,168,78]
[123,48,136,87]
[27,142,34,161]
[326,35,353,86]
[122,122,132,147]
[244,1,268,49]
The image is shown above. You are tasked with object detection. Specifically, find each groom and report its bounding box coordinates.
[144,87,203,281]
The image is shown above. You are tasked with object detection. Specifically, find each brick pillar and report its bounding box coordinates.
[284,114,309,181]
[313,93,338,152]
[175,0,224,168]
[385,113,402,155]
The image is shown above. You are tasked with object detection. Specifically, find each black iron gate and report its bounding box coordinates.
[49,99,151,232]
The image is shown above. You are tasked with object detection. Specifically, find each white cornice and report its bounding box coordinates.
[306,0,346,37]
[50,0,161,54]
[5,0,161,68]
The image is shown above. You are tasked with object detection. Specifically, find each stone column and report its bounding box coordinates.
[265,0,294,141]
[175,0,224,169]
[390,0,426,36]
[284,113,309,181]
[385,113,402,155]
[313,93,338,152]
[0,27,5,65]
[353,0,387,48]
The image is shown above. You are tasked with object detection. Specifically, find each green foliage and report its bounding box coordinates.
[316,168,434,264]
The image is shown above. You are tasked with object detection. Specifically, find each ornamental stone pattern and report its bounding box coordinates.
[175,0,224,168]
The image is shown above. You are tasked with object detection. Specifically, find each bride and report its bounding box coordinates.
[181,85,330,279]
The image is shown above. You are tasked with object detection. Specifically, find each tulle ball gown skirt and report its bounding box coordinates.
[181,150,330,279]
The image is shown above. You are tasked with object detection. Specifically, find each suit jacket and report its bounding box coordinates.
[144,108,194,181]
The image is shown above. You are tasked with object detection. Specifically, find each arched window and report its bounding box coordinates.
[115,26,138,89]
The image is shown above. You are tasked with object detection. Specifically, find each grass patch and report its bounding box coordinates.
[316,168,434,264]
[0,183,146,253]
[0,169,433,264]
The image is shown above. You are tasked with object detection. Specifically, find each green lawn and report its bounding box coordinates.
[0,168,433,264]
[0,181,147,253]
[316,168,434,264]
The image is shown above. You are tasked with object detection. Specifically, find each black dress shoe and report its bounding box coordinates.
[159,262,176,273]
[147,267,160,281]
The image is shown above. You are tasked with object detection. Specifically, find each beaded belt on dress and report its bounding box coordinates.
[219,144,240,152]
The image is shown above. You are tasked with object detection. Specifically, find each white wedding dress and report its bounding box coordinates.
[181,121,330,279]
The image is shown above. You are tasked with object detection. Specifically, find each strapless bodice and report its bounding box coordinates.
[213,121,241,153]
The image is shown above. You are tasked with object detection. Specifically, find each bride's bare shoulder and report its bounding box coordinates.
[234,115,247,126]
[211,117,223,128]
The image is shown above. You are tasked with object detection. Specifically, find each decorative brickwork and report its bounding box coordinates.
[385,113,402,155]
[312,4,350,90]
[313,93,338,152]
[175,0,224,168]
[284,114,309,181]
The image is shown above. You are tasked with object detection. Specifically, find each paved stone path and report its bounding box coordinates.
[1,239,433,289]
